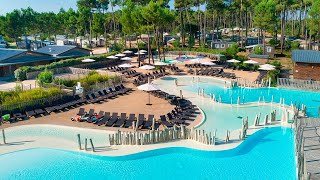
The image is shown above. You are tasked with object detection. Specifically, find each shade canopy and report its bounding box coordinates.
[137,83,160,92]
[121,57,132,61]
[243,60,258,64]
[227,59,240,63]
[82,59,96,63]
[139,50,147,53]
[139,65,155,70]
[154,61,167,66]
[135,52,145,55]
[123,50,133,54]
[259,64,275,71]
[201,61,216,66]
[115,53,126,57]
[107,55,118,59]
[119,63,133,68]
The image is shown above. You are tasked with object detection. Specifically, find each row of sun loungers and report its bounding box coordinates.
[0,84,132,124]
[149,90,200,127]
[72,108,160,130]
[105,66,133,73]
[187,68,236,79]
[185,63,218,68]
[168,66,183,73]
[122,70,141,78]
[133,70,169,86]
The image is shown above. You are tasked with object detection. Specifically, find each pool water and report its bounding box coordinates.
[170,76,320,117]
[0,127,296,180]
[155,77,296,137]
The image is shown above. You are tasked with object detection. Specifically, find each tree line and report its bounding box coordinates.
[0,0,319,53]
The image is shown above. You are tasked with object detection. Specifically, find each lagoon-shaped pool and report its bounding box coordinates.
[154,76,305,137]
[0,127,295,180]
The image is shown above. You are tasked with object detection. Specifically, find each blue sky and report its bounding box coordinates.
[0,0,179,15]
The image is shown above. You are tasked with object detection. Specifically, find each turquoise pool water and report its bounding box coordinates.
[0,127,296,180]
[164,76,320,117]
[155,77,295,137]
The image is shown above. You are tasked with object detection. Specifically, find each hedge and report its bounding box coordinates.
[14,52,117,81]
[1,87,63,106]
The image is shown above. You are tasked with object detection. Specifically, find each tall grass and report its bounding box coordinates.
[54,71,120,88]
[1,87,63,106]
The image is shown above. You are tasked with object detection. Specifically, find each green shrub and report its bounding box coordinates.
[253,46,263,55]
[291,41,300,50]
[225,44,239,58]
[37,69,53,86]
[269,38,279,47]
[53,71,120,89]
[172,40,180,48]
[1,87,63,106]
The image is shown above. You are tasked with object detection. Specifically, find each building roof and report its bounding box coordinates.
[0,48,27,61]
[34,45,91,56]
[292,50,320,63]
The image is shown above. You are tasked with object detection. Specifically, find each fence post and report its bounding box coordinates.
[2,129,6,144]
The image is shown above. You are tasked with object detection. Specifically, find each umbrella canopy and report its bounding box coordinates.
[201,61,216,66]
[154,61,167,66]
[137,78,160,105]
[139,65,155,70]
[227,59,240,63]
[243,60,258,64]
[139,50,147,53]
[82,59,96,63]
[121,57,132,61]
[107,55,118,59]
[135,52,145,55]
[259,64,275,71]
[119,63,133,68]
[115,53,126,57]
[137,83,160,92]
[123,50,133,54]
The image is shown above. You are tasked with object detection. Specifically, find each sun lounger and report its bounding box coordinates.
[124,114,136,128]
[102,89,116,98]
[96,112,110,126]
[12,109,27,120]
[160,115,173,128]
[25,107,36,117]
[167,113,185,124]
[80,109,94,122]
[137,114,145,128]
[87,111,104,123]
[34,105,46,115]
[142,114,154,129]
[114,113,127,127]
[106,113,119,127]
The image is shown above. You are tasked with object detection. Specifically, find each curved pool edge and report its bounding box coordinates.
[0,124,292,157]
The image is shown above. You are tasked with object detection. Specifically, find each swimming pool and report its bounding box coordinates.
[165,76,320,117]
[0,127,296,180]
[155,76,297,137]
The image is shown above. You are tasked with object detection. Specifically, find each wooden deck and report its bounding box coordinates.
[300,118,320,180]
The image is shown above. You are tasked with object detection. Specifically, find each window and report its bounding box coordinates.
[267,47,272,52]
[221,44,225,48]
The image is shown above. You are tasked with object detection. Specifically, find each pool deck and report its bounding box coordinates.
[300,118,320,180]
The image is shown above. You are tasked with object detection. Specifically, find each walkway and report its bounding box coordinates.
[300,118,320,180]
